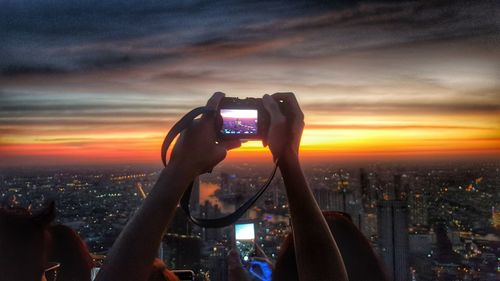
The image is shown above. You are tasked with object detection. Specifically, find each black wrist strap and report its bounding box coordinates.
[161,106,278,228]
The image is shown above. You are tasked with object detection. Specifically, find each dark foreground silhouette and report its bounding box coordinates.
[0,92,388,281]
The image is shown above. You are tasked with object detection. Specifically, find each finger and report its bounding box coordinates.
[214,145,228,163]
[221,139,242,151]
[227,249,243,268]
[254,243,266,257]
[228,249,240,260]
[206,91,225,110]
[271,92,303,119]
[263,94,285,122]
[273,93,305,141]
[202,92,225,121]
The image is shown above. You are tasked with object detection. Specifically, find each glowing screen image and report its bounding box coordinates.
[235,223,255,240]
[220,109,258,135]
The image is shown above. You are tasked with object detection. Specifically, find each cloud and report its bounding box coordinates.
[305,124,494,131]
[1,0,498,77]
[1,1,499,166]
[302,101,500,115]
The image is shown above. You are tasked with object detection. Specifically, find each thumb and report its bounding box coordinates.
[227,249,242,267]
[263,94,285,122]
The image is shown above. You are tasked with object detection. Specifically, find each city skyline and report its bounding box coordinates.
[1,160,498,280]
[1,0,499,167]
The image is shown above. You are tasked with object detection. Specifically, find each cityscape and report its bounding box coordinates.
[1,160,498,281]
[1,1,499,281]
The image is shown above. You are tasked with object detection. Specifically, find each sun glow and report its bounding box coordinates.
[3,118,497,167]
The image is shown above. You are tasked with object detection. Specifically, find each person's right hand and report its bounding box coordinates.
[262,92,304,161]
[170,92,241,175]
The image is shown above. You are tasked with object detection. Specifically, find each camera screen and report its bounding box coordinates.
[235,223,255,240]
[220,109,258,135]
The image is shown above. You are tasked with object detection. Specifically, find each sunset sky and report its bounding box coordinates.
[0,0,499,167]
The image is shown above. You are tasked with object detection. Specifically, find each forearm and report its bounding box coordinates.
[279,151,348,281]
[95,163,196,281]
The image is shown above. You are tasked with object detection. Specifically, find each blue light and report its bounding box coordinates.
[249,260,272,281]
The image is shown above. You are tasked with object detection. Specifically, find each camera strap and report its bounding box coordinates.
[161,106,278,228]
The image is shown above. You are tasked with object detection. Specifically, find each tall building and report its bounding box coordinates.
[393,174,409,200]
[313,187,334,210]
[314,186,355,214]
[220,172,231,193]
[409,191,428,226]
[313,188,325,209]
[377,200,410,281]
[361,211,378,240]
[161,233,203,270]
[393,174,402,199]
[207,244,228,281]
[360,168,371,208]
[201,200,222,242]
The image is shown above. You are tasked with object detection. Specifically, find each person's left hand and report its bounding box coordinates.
[170,92,241,175]
[227,249,252,281]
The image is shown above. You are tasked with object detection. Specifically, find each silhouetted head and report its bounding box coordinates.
[273,211,388,281]
[0,202,55,281]
[47,224,93,281]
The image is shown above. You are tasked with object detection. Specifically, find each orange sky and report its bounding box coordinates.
[0,1,499,167]
[0,117,498,167]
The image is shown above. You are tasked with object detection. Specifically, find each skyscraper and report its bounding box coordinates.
[360,168,371,208]
[377,200,410,281]
[409,191,428,226]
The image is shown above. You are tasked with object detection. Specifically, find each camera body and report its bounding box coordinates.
[218,97,269,140]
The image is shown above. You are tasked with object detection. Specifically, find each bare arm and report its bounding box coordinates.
[94,164,196,281]
[95,92,239,281]
[264,93,348,281]
[279,150,348,281]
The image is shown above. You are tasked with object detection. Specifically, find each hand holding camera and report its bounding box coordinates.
[169,92,241,175]
[171,91,303,175]
[262,93,304,161]
[217,92,303,160]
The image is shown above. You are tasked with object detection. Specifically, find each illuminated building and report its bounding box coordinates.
[360,168,377,208]
[492,206,500,228]
[207,244,228,281]
[361,211,377,239]
[408,191,428,226]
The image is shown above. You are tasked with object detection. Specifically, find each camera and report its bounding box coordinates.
[217,97,269,140]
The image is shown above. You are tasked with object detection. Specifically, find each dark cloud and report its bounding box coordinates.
[1,0,497,76]
[0,65,68,77]
[0,0,308,75]
[0,90,192,129]
[153,70,215,81]
[302,101,500,115]
[0,102,190,114]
